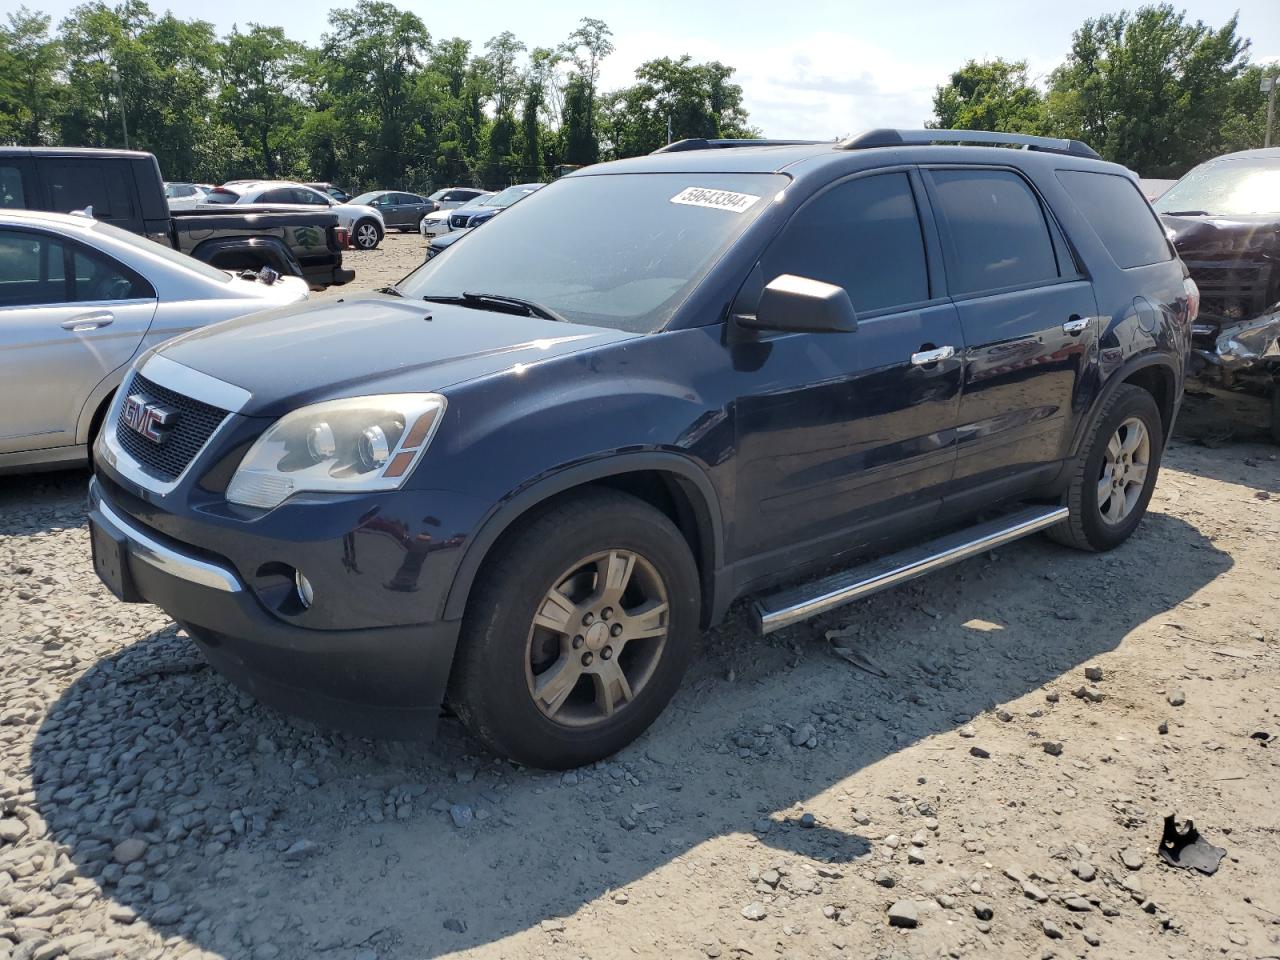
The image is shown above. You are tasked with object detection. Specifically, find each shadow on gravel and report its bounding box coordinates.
[29,514,1230,959]
[0,468,90,537]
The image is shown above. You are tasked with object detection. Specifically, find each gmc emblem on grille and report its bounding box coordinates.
[121,394,178,444]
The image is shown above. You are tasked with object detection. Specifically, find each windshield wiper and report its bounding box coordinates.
[419,291,567,323]
[1160,209,1210,216]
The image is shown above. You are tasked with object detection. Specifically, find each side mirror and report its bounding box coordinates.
[740,274,858,333]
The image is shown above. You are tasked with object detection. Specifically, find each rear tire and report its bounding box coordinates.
[448,489,700,769]
[353,219,382,250]
[1049,384,1164,551]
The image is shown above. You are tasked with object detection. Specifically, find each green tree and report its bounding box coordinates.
[0,8,65,144]
[218,25,305,178]
[1046,4,1248,175]
[929,58,1046,134]
[602,56,754,157]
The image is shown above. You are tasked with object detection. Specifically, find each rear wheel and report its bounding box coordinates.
[448,489,700,769]
[1049,384,1164,551]
[353,218,382,250]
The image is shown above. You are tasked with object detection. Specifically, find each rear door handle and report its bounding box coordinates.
[61,311,114,332]
[910,345,956,366]
[1062,315,1090,335]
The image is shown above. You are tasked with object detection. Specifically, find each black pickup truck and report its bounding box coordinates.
[0,147,353,289]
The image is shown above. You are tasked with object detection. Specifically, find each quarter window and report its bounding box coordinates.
[1057,170,1172,268]
[765,172,930,313]
[929,169,1060,295]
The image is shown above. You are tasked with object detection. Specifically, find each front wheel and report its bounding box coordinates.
[1049,383,1164,551]
[353,218,382,250]
[448,489,700,769]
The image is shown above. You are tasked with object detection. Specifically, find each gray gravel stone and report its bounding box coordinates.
[111,838,147,865]
[887,900,919,928]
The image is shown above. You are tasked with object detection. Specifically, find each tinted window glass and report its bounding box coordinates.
[1057,170,1172,268]
[293,188,329,206]
[398,172,788,333]
[0,230,68,306]
[258,189,294,204]
[766,172,929,313]
[0,166,25,208]
[930,169,1059,294]
[71,246,148,301]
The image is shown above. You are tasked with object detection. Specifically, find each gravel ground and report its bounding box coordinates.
[1,235,1279,960]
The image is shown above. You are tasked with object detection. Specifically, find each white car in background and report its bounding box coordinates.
[0,209,308,473]
[203,181,387,251]
[419,191,494,237]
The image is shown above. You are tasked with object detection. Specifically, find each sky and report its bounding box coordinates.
[36,0,1280,140]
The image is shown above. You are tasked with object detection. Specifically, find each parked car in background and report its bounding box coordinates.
[446,182,544,232]
[420,191,493,236]
[1156,147,1280,439]
[204,181,386,250]
[0,208,308,473]
[1,147,353,289]
[350,191,437,232]
[88,130,1193,769]
[426,187,488,212]
[164,182,211,208]
[424,229,465,259]
[306,182,351,203]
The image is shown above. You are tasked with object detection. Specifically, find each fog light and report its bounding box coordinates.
[295,570,314,608]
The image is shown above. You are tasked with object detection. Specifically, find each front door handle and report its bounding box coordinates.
[910,345,956,366]
[61,311,114,332]
[1063,315,1090,335]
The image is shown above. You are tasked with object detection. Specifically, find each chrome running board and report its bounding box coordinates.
[754,505,1068,634]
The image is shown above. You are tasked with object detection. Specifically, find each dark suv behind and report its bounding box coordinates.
[88,130,1195,769]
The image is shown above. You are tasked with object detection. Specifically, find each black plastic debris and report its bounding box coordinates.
[1158,815,1226,875]
[1250,731,1272,747]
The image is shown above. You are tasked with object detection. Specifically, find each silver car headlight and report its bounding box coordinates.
[226,394,446,509]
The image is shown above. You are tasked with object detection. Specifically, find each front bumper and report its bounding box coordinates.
[88,478,460,739]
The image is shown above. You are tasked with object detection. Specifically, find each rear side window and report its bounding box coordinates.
[766,172,930,313]
[71,246,151,301]
[46,161,135,221]
[0,229,68,306]
[1057,170,1172,268]
[0,166,26,207]
[929,168,1059,295]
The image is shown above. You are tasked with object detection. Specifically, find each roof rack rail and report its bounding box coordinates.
[839,128,1100,159]
[651,138,825,155]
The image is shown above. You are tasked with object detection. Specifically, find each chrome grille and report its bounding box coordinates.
[114,373,229,482]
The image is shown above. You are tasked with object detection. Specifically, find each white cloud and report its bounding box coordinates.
[597,29,949,139]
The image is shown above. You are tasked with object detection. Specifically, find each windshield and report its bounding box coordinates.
[488,184,542,208]
[88,220,231,283]
[1156,158,1280,216]
[350,191,381,205]
[396,172,787,333]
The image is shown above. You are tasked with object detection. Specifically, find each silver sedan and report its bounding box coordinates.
[0,209,308,473]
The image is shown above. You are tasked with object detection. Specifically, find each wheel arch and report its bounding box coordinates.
[1071,353,1180,457]
[442,453,728,627]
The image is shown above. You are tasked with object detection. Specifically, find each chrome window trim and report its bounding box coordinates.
[92,485,242,593]
[140,354,252,412]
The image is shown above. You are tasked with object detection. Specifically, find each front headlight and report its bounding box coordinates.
[226,394,446,509]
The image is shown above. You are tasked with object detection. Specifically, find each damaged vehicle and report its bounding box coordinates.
[1157,148,1280,441]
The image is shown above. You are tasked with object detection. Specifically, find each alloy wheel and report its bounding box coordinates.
[524,550,670,728]
[355,223,379,249]
[1097,416,1150,524]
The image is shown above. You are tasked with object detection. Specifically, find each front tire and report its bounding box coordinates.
[448,489,700,769]
[1049,383,1164,551]
[353,218,382,250]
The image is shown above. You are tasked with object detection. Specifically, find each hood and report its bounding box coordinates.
[150,294,638,417]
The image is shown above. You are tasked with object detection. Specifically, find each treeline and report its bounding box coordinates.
[930,5,1277,178]
[0,3,757,190]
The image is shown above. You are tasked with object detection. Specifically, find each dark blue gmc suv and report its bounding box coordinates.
[89,130,1196,769]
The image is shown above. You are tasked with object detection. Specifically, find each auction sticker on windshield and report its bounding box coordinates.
[670,187,761,213]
